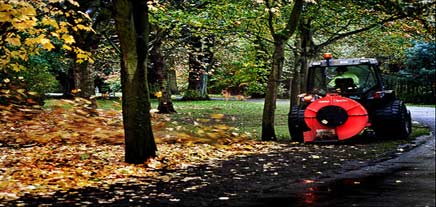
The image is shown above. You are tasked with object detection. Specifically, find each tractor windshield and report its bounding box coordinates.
[309,64,378,95]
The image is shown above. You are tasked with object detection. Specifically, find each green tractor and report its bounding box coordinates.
[289,53,412,142]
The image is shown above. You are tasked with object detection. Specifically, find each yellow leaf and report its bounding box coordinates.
[10,50,27,61]
[76,24,92,31]
[51,32,59,38]
[62,45,72,51]
[10,63,26,72]
[210,114,225,119]
[57,27,68,34]
[67,0,80,7]
[62,34,75,44]
[41,17,59,28]
[0,58,9,67]
[24,37,36,46]
[76,53,88,59]
[6,37,21,46]
[0,9,11,22]
[215,125,230,130]
[20,4,36,17]
[12,18,37,31]
[0,3,13,11]
[57,22,70,33]
[154,91,162,98]
[41,40,55,51]
[311,155,321,159]
[197,129,205,135]
[206,132,218,139]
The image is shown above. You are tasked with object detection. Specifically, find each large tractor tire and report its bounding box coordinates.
[288,106,307,142]
[373,100,412,139]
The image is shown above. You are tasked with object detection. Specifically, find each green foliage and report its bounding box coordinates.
[23,53,67,94]
[18,66,59,96]
[338,28,412,64]
[181,89,209,101]
[383,42,435,104]
[102,72,121,93]
[410,122,432,138]
[209,38,270,97]
[246,82,267,98]
[0,53,60,104]
[406,42,436,72]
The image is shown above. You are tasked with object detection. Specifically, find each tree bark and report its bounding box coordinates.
[262,40,285,141]
[185,35,208,100]
[183,35,214,100]
[73,61,95,98]
[299,18,313,97]
[290,51,301,107]
[168,69,179,94]
[149,32,176,113]
[113,0,157,164]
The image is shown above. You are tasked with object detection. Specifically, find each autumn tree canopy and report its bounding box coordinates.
[0,0,93,72]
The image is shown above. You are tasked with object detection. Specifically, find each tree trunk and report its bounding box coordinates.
[73,61,95,98]
[299,18,313,96]
[149,31,176,113]
[290,64,301,107]
[168,69,179,94]
[184,57,207,100]
[183,35,206,100]
[183,35,214,100]
[262,40,285,141]
[57,68,75,98]
[261,0,304,141]
[290,37,302,107]
[113,0,157,164]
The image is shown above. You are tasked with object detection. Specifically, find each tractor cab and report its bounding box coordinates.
[307,55,386,103]
[288,53,412,143]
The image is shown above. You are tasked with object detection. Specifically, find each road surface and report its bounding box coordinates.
[285,106,435,207]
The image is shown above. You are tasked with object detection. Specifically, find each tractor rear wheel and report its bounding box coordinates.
[373,100,412,139]
[288,106,307,142]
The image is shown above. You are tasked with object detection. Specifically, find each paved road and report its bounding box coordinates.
[355,106,436,207]
[293,106,435,207]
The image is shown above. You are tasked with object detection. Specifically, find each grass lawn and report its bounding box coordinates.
[44,97,430,141]
[168,99,291,140]
[406,103,436,108]
[44,98,291,140]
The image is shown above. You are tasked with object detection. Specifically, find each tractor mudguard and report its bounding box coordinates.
[303,94,369,142]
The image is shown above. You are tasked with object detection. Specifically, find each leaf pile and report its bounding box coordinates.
[0,99,277,200]
[1,101,125,147]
